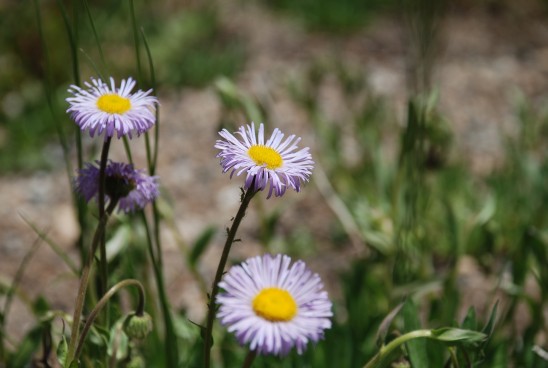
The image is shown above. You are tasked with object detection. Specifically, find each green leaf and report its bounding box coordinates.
[56,335,68,367]
[105,224,132,261]
[431,327,487,344]
[482,301,499,337]
[189,226,217,267]
[376,302,405,347]
[107,318,129,361]
[402,300,428,368]
[32,296,51,316]
[7,325,43,368]
[460,307,477,331]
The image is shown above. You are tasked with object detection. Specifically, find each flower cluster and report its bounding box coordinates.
[215,123,314,198]
[67,76,159,213]
[216,254,332,356]
[66,74,327,365]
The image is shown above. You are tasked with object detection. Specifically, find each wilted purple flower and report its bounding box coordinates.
[67,77,157,139]
[216,254,332,356]
[75,160,159,213]
[215,123,314,198]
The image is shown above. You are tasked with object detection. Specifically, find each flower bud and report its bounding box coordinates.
[56,336,68,366]
[123,312,152,340]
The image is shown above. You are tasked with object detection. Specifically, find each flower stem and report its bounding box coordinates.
[73,279,146,362]
[204,187,257,368]
[242,349,257,368]
[140,211,179,367]
[363,329,433,368]
[66,199,118,367]
[98,136,112,299]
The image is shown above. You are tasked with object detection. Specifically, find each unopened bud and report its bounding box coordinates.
[123,312,152,340]
[56,337,68,366]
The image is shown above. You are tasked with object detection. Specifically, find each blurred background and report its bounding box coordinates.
[0,0,547,366]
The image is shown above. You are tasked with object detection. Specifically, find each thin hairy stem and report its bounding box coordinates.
[242,349,257,368]
[98,137,112,307]
[204,187,257,368]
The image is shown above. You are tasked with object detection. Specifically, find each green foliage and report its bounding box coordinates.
[264,0,399,33]
[283,58,547,366]
[0,84,63,172]
[189,226,217,268]
[149,9,245,87]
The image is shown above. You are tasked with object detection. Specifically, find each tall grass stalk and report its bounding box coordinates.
[128,2,179,365]
[54,0,87,265]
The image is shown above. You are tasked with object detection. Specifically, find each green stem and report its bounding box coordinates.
[242,349,257,368]
[204,187,258,368]
[129,0,142,83]
[448,346,460,368]
[140,28,159,173]
[73,279,146,362]
[151,201,163,275]
[98,137,112,301]
[140,211,179,367]
[54,0,86,266]
[66,199,118,367]
[363,329,433,368]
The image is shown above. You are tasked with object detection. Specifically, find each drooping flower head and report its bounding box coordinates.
[74,160,159,213]
[215,123,314,198]
[216,254,333,356]
[66,77,158,139]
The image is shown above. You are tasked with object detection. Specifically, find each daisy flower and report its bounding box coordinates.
[216,254,333,356]
[75,160,159,213]
[66,77,158,139]
[215,123,314,198]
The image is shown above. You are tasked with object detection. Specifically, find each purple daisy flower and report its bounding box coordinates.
[66,77,158,139]
[215,123,314,198]
[216,254,333,356]
[74,160,159,213]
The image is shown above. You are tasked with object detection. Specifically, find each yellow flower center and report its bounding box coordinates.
[252,287,297,322]
[247,145,283,170]
[97,94,131,114]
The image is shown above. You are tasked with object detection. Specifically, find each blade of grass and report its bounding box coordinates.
[1,235,43,361]
[54,0,87,268]
[140,27,160,175]
[19,213,78,274]
[129,0,143,83]
[82,0,107,71]
[122,136,134,166]
[32,0,87,267]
